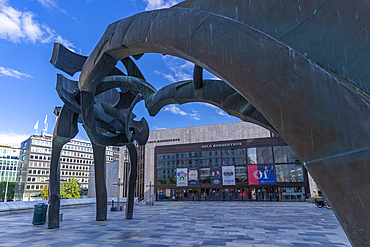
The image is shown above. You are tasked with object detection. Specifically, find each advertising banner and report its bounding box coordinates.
[211,167,222,185]
[222,166,235,185]
[177,168,188,186]
[188,168,199,186]
[248,164,276,185]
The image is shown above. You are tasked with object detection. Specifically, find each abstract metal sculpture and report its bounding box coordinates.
[48,1,370,246]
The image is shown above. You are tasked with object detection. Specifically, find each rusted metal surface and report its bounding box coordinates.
[72,3,370,245]
[48,1,370,245]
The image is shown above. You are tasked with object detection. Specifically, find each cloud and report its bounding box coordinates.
[0,132,30,148]
[163,105,187,116]
[155,56,193,82]
[189,109,200,120]
[152,126,166,130]
[162,105,201,120]
[0,0,74,50]
[0,66,33,79]
[190,102,231,117]
[144,0,179,11]
[36,0,67,14]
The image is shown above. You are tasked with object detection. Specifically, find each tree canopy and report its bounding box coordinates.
[41,178,82,200]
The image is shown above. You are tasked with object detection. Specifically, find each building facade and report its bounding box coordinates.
[143,122,313,202]
[0,145,20,182]
[14,133,118,201]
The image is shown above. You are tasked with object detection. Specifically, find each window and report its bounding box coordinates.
[247,147,273,164]
[222,148,246,165]
[199,168,211,183]
[199,151,221,167]
[156,169,176,184]
[276,164,304,183]
[156,153,176,169]
[235,165,248,183]
[176,152,198,168]
[273,146,299,163]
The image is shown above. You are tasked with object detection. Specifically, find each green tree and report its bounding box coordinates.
[0,181,15,202]
[60,178,82,199]
[41,185,49,200]
[41,179,82,200]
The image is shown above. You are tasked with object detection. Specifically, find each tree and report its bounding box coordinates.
[41,178,82,200]
[0,181,15,202]
[60,178,82,199]
[41,185,49,200]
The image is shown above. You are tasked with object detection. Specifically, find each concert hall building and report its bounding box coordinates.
[144,122,316,202]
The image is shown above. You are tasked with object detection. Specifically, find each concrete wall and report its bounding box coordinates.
[88,161,119,198]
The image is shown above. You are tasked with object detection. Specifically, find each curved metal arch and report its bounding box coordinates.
[78,7,370,246]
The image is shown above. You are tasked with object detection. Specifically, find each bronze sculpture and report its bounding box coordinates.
[49,1,370,246]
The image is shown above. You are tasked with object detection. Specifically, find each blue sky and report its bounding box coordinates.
[0,0,241,147]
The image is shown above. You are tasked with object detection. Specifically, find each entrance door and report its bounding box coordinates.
[264,187,276,201]
[224,189,230,201]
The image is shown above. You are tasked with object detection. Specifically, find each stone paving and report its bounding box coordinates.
[0,201,351,247]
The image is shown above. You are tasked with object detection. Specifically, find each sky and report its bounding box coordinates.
[0,0,242,148]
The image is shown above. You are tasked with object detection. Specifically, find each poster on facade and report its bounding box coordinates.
[188,168,199,186]
[248,164,276,185]
[222,166,235,185]
[211,167,222,185]
[176,168,188,186]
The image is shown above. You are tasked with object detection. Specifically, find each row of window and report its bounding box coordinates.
[0,160,18,165]
[28,169,49,175]
[27,176,48,182]
[156,163,304,185]
[0,176,16,182]
[30,154,51,161]
[60,157,94,165]
[157,146,298,169]
[0,166,17,170]
[32,139,116,155]
[1,171,17,177]
[61,164,90,170]
[29,161,49,168]
[61,171,89,177]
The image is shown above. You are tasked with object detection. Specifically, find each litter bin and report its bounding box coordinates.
[32,203,47,225]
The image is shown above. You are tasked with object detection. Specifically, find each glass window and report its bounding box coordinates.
[222,148,246,165]
[156,153,176,169]
[199,151,221,167]
[199,168,211,183]
[273,146,299,163]
[156,169,176,184]
[235,165,248,183]
[247,147,273,164]
[177,152,198,168]
[276,164,304,182]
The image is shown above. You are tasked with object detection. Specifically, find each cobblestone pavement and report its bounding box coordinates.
[0,201,351,247]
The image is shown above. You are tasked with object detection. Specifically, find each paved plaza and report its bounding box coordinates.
[0,201,351,247]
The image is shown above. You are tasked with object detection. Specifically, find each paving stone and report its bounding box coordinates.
[0,201,351,246]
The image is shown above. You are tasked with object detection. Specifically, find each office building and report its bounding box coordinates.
[14,133,118,201]
[0,145,20,182]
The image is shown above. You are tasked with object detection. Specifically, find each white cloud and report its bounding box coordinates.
[152,126,166,130]
[36,0,67,14]
[0,0,74,50]
[216,109,230,117]
[190,102,231,117]
[0,66,33,79]
[163,105,187,116]
[0,132,30,148]
[155,56,193,82]
[189,109,200,120]
[144,0,179,11]
[162,105,201,120]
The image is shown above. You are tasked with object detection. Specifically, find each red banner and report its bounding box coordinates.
[248,165,259,185]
